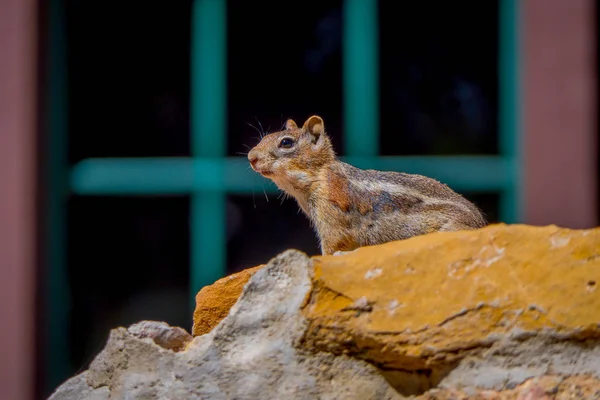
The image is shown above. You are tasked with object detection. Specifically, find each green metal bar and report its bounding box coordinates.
[70,156,514,194]
[71,158,195,194]
[498,0,522,223]
[343,0,379,156]
[192,0,226,158]
[190,0,227,300]
[46,0,70,392]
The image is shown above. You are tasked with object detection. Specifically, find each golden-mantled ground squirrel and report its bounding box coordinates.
[248,115,487,255]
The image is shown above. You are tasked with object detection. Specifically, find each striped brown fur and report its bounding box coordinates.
[248,116,487,255]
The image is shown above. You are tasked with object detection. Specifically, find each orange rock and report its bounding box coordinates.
[192,223,600,391]
[192,264,264,336]
[301,224,600,372]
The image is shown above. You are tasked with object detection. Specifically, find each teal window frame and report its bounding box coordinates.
[46,0,520,391]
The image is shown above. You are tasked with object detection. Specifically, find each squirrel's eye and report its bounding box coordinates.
[278,138,295,149]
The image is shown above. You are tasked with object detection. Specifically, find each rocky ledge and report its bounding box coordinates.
[50,224,600,399]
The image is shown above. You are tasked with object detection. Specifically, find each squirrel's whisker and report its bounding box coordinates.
[255,117,266,139]
[247,122,262,139]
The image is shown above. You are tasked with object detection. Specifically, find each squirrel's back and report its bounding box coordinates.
[312,161,486,253]
[323,161,486,228]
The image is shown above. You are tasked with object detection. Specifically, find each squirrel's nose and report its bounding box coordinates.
[248,150,259,167]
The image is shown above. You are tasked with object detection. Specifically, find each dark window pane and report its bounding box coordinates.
[465,192,500,224]
[597,2,600,223]
[66,2,192,163]
[67,196,190,372]
[379,1,499,155]
[227,0,344,157]
[226,195,319,274]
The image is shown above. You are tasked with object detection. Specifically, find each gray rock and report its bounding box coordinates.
[49,250,401,400]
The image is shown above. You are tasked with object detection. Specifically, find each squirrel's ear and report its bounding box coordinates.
[285,119,298,130]
[302,115,325,143]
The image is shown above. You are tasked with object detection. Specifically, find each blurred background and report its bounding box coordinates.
[0,0,597,399]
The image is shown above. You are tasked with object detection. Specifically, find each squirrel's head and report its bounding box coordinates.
[247,115,335,187]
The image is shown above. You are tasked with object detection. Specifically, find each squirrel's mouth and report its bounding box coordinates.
[249,160,274,177]
[251,165,273,177]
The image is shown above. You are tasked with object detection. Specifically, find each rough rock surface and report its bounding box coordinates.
[192,264,263,336]
[302,224,600,392]
[128,320,192,352]
[191,224,599,396]
[50,251,400,400]
[51,224,600,399]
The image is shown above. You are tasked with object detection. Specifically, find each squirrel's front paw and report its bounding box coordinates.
[332,249,358,256]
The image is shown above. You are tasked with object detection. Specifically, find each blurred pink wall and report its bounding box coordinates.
[0,0,38,399]
[523,0,598,228]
